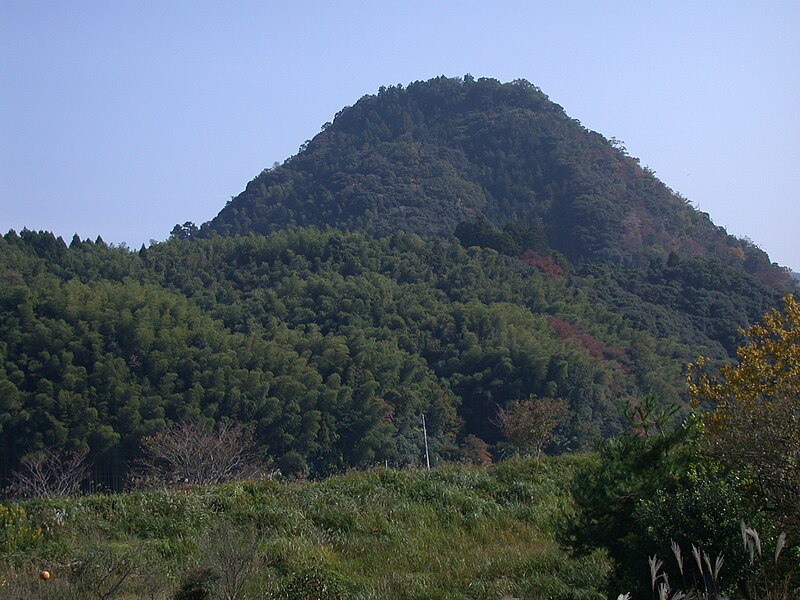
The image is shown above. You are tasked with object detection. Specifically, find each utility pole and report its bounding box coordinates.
[422,414,431,471]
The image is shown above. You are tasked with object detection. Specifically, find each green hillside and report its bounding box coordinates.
[1,75,795,488]
[0,227,785,486]
[2,456,613,599]
[1,75,799,600]
[204,75,792,288]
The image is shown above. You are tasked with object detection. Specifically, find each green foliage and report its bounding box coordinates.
[569,419,700,594]
[570,408,799,597]
[2,74,796,598]
[634,467,773,597]
[0,227,645,485]
[276,451,308,479]
[0,224,788,488]
[205,75,793,291]
[641,525,798,600]
[280,564,347,600]
[0,502,42,555]
[1,457,612,599]
[454,216,520,256]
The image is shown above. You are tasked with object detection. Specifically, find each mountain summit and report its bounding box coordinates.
[204,75,790,287]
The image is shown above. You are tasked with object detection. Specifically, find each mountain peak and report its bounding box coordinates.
[203,75,792,289]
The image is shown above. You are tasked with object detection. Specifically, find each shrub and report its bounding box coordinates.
[280,564,347,600]
[132,420,269,489]
[0,502,42,555]
[276,451,308,479]
[568,418,698,594]
[4,449,89,499]
[687,293,800,538]
[639,526,798,600]
[494,395,568,458]
[174,567,218,600]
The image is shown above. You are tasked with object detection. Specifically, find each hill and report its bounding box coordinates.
[204,75,793,289]
[0,226,786,487]
[1,76,795,488]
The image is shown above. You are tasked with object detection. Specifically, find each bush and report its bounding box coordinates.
[281,564,347,600]
[276,452,308,479]
[569,419,698,593]
[0,503,42,555]
[174,567,218,600]
[634,467,769,597]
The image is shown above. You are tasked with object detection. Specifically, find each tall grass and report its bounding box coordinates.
[635,524,795,600]
[0,455,610,599]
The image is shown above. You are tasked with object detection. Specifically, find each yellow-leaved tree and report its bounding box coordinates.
[687,293,799,531]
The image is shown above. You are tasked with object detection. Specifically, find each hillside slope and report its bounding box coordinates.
[1,76,794,489]
[0,228,785,487]
[204,75,792,289]
[1,457,611,599]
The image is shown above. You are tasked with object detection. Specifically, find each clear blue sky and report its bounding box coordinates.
[2,1,798,270]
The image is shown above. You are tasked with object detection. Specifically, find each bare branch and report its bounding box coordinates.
[5,448,89,498]
[130,420,271,489]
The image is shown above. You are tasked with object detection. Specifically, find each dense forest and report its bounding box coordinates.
[206,76,792,289]
[0,225,788,487]
[0,75,795,489]
[2,75,799,599]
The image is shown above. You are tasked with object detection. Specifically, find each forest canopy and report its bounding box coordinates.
[0,226,788,488]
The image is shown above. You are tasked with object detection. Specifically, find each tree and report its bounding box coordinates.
[170,221,198,239]
[687,294,800,531]
[460,434,492,465]
[569,422,700,595]
[621,392,680,438]
[494,395,568,458]
[5,448,89,498]
[131,420,269,488]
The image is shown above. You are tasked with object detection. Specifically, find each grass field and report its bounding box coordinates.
[1,455,609,599]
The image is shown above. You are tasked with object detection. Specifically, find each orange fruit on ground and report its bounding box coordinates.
[40,570,50,580]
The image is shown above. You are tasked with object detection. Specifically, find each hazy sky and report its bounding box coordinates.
[2,1,798,270]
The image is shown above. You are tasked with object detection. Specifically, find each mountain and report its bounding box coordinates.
[1,76,794,490]
[204,75,792,289]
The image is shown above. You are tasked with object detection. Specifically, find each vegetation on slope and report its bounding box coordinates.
[1,74,797,599]
[1,297,797,599]
[0,227,787,487]
[205,75,793,289]
[0,456,610,599]
[2,75,794,489]
[572,295,800,598]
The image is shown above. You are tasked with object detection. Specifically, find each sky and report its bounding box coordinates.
[2,1,798,270]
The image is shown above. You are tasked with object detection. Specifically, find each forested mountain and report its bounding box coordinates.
[1,76,795,489]
[205,75,792,289]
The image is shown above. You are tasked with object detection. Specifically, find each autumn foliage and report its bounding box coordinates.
[494,396,568,458]
[688,294,800,533]
[547,315,627,365]
[520,250,564,279]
